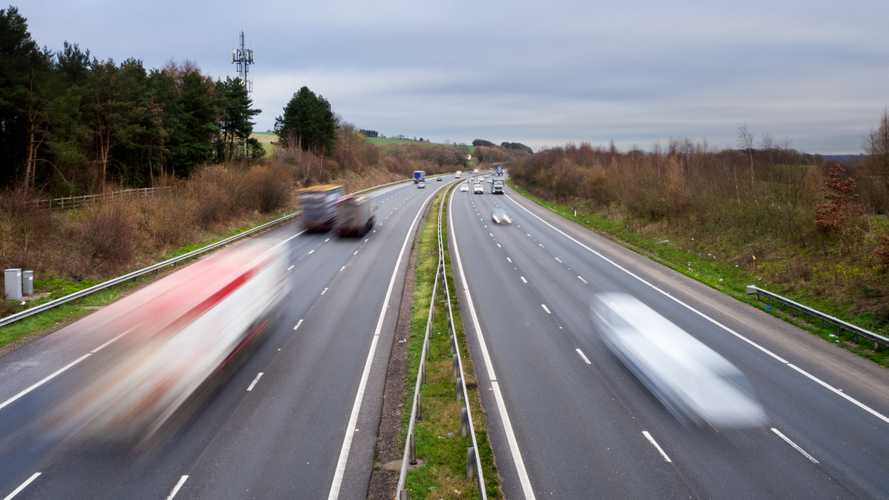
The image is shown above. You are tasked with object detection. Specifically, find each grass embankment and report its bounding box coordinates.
[402,188,499,498]
[509,181,889,367]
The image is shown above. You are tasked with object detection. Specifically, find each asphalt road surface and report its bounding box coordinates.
[0,176,455,500]
[448,175,889,499]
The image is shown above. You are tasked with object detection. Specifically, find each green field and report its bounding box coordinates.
[252,132,277,156]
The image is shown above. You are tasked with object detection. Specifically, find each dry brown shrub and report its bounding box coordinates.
[241,164,293,213]
[80,205,136,270]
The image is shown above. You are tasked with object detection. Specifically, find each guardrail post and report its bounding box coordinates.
[466,447,475,480]
[409,432,417,465]
[460,406,468,437]
[399,489,409,500]
[417,393,423,421]
[453,354,459,379]
[456,380,463,402]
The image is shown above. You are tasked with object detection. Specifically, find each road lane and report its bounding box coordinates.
[0,177,451,499]
[450,178,887,498]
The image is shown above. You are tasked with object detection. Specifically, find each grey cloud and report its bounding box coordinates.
[14,0,889,153]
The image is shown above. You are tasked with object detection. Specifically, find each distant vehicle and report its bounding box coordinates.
[591,293,767,429]
[491,207,511,224]
[413,170,426,183]
[436,177,442,181]
[48,240,290,444]
[455,170,463,178]
[335,194,375,237]
[473,168,479,174]
[491,180,504,194]
[460,183,469,192]
[473,183,484,194]
[478,175,485,182]
[417,180,426,189]
[495,165,504,176]
[300,184,344,232]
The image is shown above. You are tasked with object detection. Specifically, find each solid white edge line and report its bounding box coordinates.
[449,187,537,499]
[575,348,591,365]
[4,472,41,500]
[327,183,444,500]
[541,304,551,314]
[246,372,264,392]
[0,327,132,412]
[642,430,672,463]
[771,427,820,464]
[505,193,889,425]
[166,475,189,500]
[293,319,303,331]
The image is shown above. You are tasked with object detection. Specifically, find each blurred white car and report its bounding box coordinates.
[591,293,767,429]
[492,208,512,224]
[460,183,469,192]
[473,183,484,194]
[417,180,426,189]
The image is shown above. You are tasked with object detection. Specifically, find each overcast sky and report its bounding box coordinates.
[14,0,889,153]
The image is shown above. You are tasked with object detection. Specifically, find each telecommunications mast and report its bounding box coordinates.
[231,30,254,93]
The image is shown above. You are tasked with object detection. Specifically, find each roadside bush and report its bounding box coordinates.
[242,165,292,213]
[81,205,136,271]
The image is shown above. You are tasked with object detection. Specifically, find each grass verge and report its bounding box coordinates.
[402,187,500,498]
[508,181,889,368]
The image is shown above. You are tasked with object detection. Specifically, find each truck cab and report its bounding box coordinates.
[299,184,344,232]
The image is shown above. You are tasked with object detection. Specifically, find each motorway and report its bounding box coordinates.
[449,176,889,499]
[0,176,455,499]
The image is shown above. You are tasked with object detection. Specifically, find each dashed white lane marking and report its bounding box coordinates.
[541,303,551,314]
[246,372,264,392]
[353,250,359,256]
[340,265,346,272]
[506,194,889,426]
[324,238,330,243]
[554,257,563,263]
[538,243,544,248]
[771,427,820,464]
[489,232,494,238]
[166,475,189,500]
[308,249,315,255]
[448,189,536,500]
[0,328,132,412]
[496,243,502,248]
[293,319,304,331]
[642,431,672,463]
[577,275,588,284]
[526,233,531,237]
[575,348,592,365]
[321,287,329,296]
[287,265,295,271]
[364,238,369,243]
[520,276,528,284]
[506,257,512,264]
[4,472,41,500]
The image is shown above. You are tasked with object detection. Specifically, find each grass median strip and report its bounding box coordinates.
[401,188,500,499]
[509,181,889,367]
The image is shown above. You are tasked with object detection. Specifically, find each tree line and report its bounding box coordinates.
[0,6,261,195]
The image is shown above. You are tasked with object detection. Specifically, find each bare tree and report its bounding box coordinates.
[738,125,756,203]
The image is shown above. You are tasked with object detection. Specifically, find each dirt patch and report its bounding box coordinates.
[366,210,422,499]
